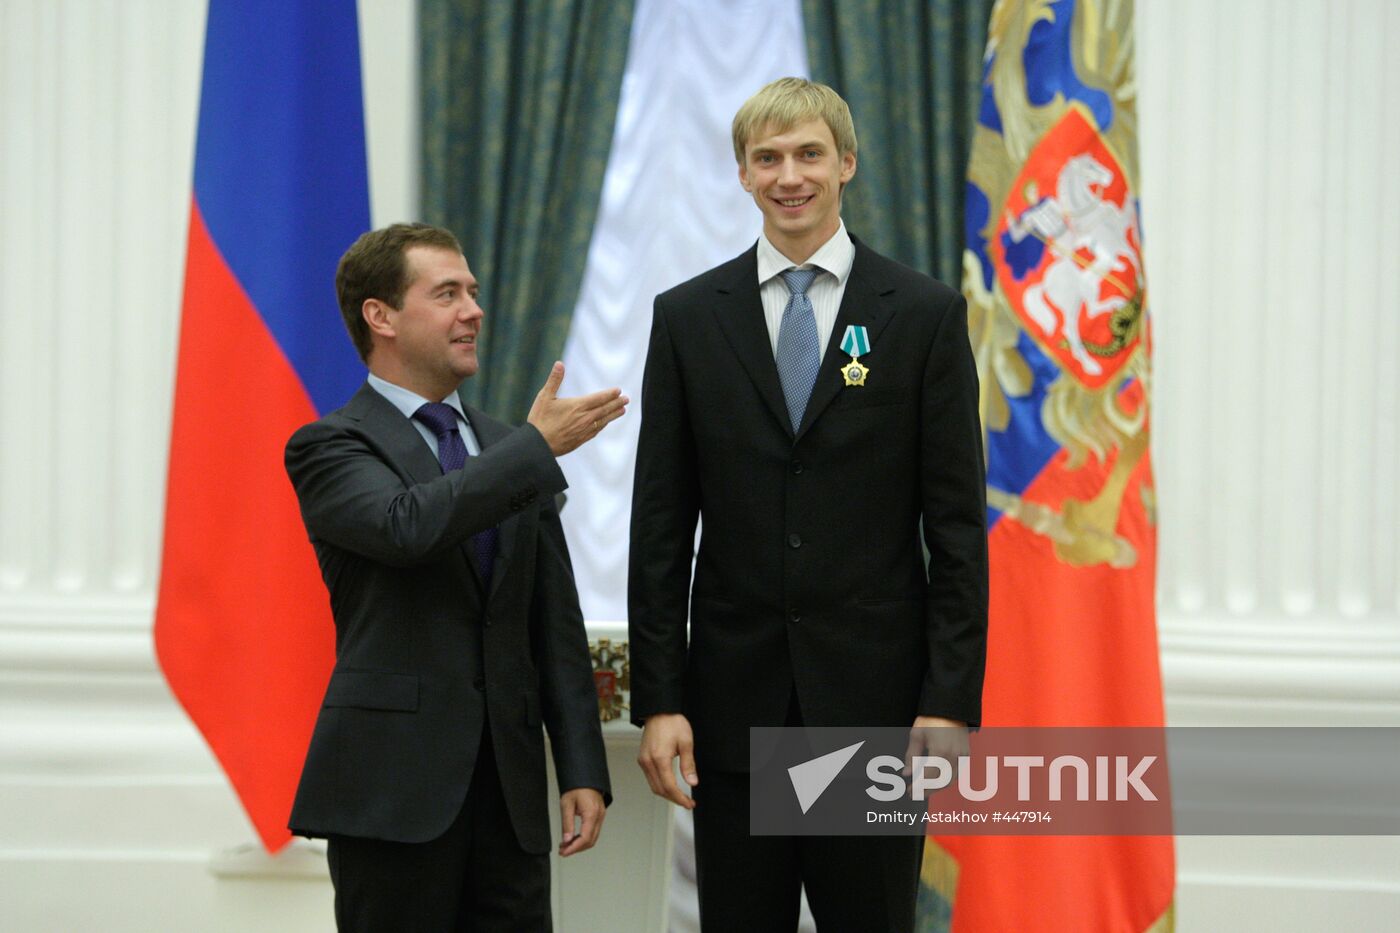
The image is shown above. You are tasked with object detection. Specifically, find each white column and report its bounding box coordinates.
[1139,0,1400,723]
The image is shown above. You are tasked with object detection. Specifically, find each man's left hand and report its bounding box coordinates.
[558,787,606,856]
[903,716,970,779]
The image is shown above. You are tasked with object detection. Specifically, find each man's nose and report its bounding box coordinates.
[459,297,483,320]
[777,157,801,186]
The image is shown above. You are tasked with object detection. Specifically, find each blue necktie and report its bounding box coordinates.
[776,267,822,432]
[413,402,498,590]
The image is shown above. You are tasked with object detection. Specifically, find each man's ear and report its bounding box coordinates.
[738,161,752,193]
[840,150,857,185]
[363,298,396,340]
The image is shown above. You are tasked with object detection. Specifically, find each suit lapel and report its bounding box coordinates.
[343,383,445,487]
[795,239,897,441]
[709,245,796,437]
[346,383,486,593]
[464,405,519,602]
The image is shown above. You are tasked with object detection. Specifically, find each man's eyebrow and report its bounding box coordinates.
[752,140,827,153]
[430,276,476,292]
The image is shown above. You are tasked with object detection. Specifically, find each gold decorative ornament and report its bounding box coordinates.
[588,638,630,722]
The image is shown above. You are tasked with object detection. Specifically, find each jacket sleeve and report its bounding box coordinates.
[627,298,701,723]
[532,493,612,802]
[918,292,990,725]
[285,419,566,568]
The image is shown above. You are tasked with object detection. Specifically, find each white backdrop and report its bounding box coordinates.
[0,0,1397,930]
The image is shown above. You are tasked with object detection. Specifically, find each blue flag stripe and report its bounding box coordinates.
[193,0,370,415]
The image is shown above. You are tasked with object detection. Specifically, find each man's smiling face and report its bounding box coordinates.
[384,245,483,398]
[739,117,856,263]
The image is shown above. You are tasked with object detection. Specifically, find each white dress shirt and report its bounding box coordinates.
[366,373,482,457]
[755,220,855,359]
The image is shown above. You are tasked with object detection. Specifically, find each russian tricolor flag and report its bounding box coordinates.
[155,0,370,852]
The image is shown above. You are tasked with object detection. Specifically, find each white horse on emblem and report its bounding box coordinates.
[1006,154,1141,377]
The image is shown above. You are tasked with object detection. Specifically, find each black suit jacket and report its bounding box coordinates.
[628,238,989,770]
[285,383,609,853]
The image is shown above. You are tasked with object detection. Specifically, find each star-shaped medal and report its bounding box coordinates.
[842,357,870,387]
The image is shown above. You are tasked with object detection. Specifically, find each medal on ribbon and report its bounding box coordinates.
[839,324,871,387]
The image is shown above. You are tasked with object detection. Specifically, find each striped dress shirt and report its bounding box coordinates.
[755,220,856,359]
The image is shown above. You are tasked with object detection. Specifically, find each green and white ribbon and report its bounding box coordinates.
[840,324,870,357]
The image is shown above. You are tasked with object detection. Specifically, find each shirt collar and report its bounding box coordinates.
[756,220,854,286]
[366,373,469,426]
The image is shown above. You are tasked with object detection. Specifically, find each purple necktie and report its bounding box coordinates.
[413,402,498,590]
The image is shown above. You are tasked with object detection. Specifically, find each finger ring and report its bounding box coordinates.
[593,420,600,429]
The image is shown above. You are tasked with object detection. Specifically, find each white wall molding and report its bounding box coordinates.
[1159,610,1400,724]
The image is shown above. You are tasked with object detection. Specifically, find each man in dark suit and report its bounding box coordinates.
[629,79,989,930]
[285,223,626,931]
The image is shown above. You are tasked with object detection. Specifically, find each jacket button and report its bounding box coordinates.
[791,460,803,475]
[788,609,801,624]
[788,533,801,549]
[525,489,537,503]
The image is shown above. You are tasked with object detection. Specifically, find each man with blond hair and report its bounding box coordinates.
[629,79,989,929]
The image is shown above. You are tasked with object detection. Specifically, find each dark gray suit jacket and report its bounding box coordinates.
[629,238,989,771]
[285,383,609,853]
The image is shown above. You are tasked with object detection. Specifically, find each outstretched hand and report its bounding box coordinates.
[527,361,628,456]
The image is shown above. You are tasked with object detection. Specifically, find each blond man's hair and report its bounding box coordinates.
[731,77,858,164]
